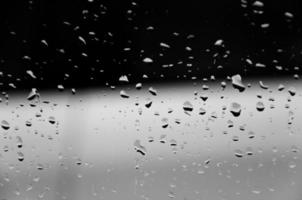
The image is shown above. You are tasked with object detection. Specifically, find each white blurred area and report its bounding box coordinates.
[0,80,302,200]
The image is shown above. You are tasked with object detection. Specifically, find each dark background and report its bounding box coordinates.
[0,0,301,90]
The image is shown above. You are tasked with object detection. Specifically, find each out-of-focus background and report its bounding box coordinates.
[0,0,302,200]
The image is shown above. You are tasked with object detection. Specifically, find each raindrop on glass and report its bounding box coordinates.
[230,102,241,117]
[1,120,10,130]
[231,74,246,92]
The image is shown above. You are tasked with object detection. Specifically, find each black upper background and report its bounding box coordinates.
[0,0,301,90]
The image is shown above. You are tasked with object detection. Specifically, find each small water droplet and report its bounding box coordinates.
[288,161,296,169]
[288,87,296,96]
[37,163,44,170]
[234,149,244,158]
[3,145,9,152]
[120,90,130,98]
[48,116,56,124]
[232,135,239,142]
[253,1,264,7]
[148,87,157,96]
[227,120,234,128]
[143,57,153,63]
[17,152,24,161]
[159,134,167,143]
[145,98,152,108]
[161,118,169,128]
[278,84,285,91]
[135,83,142,90]
[248,131,255,139]
[199,107,206,115]
[26,70,37,79]
[25,120,32,127]
[231,74,246,92]
[134,140,147,156]
[170,139,177,146]
[16,136,23,148]
[183,101,193,112]
[214,39,224,46]
[246,147,254,156]
[1,120,10,130]
[259,81,269,89]
[57,84,64,91]
[119,75,129,82]
[160,42,170,48]
[256,101,265,111]
[230,102,241,117]
[284,12,294,18]
[290,145,300,153]
[27,88,39,101]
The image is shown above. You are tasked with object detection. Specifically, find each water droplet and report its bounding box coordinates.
[284,12,294,18]
[232,135,239,142]
[227,120,234,128]
[248,131,255,139]
[251,189,261,194]
[234,149,244,158]
[37,163,44,170]
[27,88,39,101]
[253,1,264,7]
[230,102,241,117]
[78,36,87,45]
[159,134,167,143]
[25,120,32,127]
[214,39,224,46]
[41,39,48,46]
[135,83,142,90]
[288,87,296,96]
[199,107,206,115]
[161,118,169,128]
[119,75,129,82]
[246,147,254,155]
[290,145,300,153]
[57,84,64,91]
[259,81,269,89]
[170,139,177,146]
[48,116,56,124]
[168,191,175,198]
[16,136,23,148]
[145,98,152,108]
[272,146,278,153]
[278,84,285,91]
[1,120,10,130]
[183,101,193,112]
[75,157,82,165]
[148,136,154,142]
[26,70,37,79]
[148,87,157,96]
[231,74,246,92]
[221,81,227,89]
[288,161,296,169]
[261,23,270,28]
[200,94,208,101]
[160,42,170,48]
[3,145,9,152]
[256,101,265,111]
[17,152,24,161]
[134,140,147,156]
[120,90,129,98]
[143,57,153,63]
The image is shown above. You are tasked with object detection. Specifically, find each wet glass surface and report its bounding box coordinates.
[0,0,301,199]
